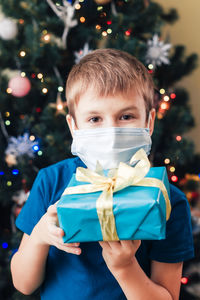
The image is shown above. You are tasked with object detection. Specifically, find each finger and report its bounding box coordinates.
[120,240,134,249]
[47,204,58,216]
[99,241,112,251]
[55,243,81,255]
[51,235,80,247]
[133,240,141,249]
[48,223,64,238]
[107,241,121,250]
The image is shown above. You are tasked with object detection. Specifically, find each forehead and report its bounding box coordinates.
[75,87,146,113]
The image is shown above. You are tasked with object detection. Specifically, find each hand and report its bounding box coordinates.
[99,240,141,273]
[31,203,81,255]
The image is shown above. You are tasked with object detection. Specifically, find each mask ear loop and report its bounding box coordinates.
[147,113,151,129]
[71,118,76,131]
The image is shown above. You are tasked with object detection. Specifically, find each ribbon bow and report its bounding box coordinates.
[62,149,171,241]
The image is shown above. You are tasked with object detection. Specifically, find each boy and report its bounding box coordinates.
[11,49,194,300]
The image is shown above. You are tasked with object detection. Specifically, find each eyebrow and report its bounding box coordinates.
[117,106,140,113]
[84,106,140,115]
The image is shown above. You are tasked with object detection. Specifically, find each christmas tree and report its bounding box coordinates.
[0,0,199,299]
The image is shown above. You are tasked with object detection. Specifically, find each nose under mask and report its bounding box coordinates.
[71,119,152,171]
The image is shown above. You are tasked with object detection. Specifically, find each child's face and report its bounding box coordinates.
[67,88,155,135]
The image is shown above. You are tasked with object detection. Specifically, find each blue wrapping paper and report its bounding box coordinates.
[57,166,170,243]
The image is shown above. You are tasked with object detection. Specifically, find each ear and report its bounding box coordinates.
[66,114,76,137]
[149,108,156,136]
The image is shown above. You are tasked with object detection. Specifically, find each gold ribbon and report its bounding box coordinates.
[61,149,171,241]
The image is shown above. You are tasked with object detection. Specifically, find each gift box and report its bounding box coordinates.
[57,149,171,243]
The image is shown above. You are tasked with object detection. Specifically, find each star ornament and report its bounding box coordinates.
[49,92,68,115]
[12,190,30,205]
[74,43,93,64]
[146,34,172,67]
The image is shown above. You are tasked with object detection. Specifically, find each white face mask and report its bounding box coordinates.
[71,118,152,171]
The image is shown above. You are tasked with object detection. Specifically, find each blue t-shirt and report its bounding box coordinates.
[16,157,194,300]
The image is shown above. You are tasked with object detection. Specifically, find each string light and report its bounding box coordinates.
[107,29,112,34]
[19,50,26,57]
[176,135,182,141]
[125,30,131,36]
[2,242,8,249]
[80,17,85,23]
[37,73,43,79]
[160,102,169,110]
[29,135,35,141]
[37,150,43,156]
[181,277,188,285]
[57,103,63,110]
[19,19,24,24]
[102,31,107,36]
[75,3,81,9]
[42,33,51,43]
[164,158,170,164]
[21,72,26,77]
[7,181,12,186]
[42,88,48,94]
[12,169,19,175]
[170,93,176,99]
[5,112,10,117]
[33,145,39,152]
[6,88,12,94]
[36,107,42,113]
[186,192,192,200]
[107,20,112,25]
[97,6,103,11]
[58,86,64,92]
[5,120,10,126]
[157,112,163,119]
[148,64,154,70]
[170,166,175,172]
[0,171,4,175]
[160,89,165,94]
[100,12,107,17]
[163,95,169,102]
[96,25,101,30]
[171,175,178,182]
[42,29,48,35]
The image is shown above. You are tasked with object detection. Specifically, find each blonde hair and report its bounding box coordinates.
[66,48,155,120]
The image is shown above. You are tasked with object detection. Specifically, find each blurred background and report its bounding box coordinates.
[0,0,200,299]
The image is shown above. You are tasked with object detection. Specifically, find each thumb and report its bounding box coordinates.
[47,204,58,216]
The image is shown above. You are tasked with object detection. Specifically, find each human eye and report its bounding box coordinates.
[120,114,134,121]
[88,116,101,123]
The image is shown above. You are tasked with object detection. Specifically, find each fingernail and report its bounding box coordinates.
[75,249,80,254]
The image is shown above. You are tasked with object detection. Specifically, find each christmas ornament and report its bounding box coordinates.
[2,69,20,80]
[5,154,17,167]
[0,18,18,40]
[145,34,171,67]
[184,263,200,298]
[49,92,68,115]
[5,133,38,165]
[8,75,31,97]
[46,0,79,49]
[143,0,150,8]
[74,43,93,64]
[94,0,112,4]
[12,190,30,205]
